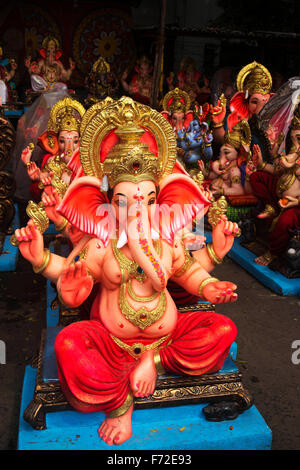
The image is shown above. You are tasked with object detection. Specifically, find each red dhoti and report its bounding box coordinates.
[250,171,300,255]
[54,308,236,417]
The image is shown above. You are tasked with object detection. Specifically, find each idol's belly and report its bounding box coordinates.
[98,286,178,339]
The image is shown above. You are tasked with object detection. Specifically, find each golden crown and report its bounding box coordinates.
[162,88,191,114]
[42,35,60,51]
[103,125,160,187]
[92,56,110,74]
[48,97,86,134]
[236,61,272,96]
[224,119,251,150]
[79,96,177,187]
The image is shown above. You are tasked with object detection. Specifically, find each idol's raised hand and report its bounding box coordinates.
[14,219,44,268]
[58,261,93,308]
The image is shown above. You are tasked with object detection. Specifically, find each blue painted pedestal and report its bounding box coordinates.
[18,364,272,450]
[17,255,272,451]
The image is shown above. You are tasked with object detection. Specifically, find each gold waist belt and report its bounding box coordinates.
[110,333,171,360]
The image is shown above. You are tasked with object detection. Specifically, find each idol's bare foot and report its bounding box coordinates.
[98,403,133,445]
[130,349,157,397]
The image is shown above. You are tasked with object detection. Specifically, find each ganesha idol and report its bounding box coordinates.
[249,104,300,267]
[161,87,194,133]
[121,55,153,105]
[20,97,85,211]
[14,97,240,446]
[0,44,18,105]
[204,119,253,198]
[25,35,75,93]
[211,61,273,151]
[177,103,213,166]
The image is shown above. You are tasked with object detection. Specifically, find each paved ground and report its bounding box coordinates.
[0,251,300,450]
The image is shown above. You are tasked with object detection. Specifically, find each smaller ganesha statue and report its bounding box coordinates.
[161,87,193,133]
[176,103,213,166]
[203,119,253,197]
[85,57,119,106]
[25,35,75,93]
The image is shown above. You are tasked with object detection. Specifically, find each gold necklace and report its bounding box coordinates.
[112,238,166,329]
[111,238,161,283]
[127,278,159,302]
[119,282,166,330]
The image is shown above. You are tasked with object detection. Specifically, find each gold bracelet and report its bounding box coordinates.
[259,161,267,170]
[55,218,68,232]
[206,243,223,265]
[33,248,51,274]
[211,121,224,129]
[199,277,219,298]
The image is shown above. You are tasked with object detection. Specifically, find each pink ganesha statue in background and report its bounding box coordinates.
[20,97,86,204]
[25,35,75,92]
[15,97,240,445]
[210,61,273,146]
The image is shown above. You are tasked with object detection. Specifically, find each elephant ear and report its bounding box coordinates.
[228,91,249,131]
[172,159,190,176]
[57,176,115,247]
[183,110,194,128]
[155,174,211,244]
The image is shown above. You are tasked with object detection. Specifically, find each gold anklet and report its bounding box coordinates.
[108,391,134,418]
[153,349,166,375]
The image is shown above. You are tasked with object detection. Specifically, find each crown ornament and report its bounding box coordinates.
[236,61,272,96]
[48,97,86,134]
[79,96,177,188]
[224,119,251,150]
[162,88,191,114]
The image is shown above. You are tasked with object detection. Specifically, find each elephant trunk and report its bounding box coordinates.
[127,205,167,292]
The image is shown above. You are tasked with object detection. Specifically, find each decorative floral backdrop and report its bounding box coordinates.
[23,5,62,58]
[0,2,136,87]
[72,8,136,78]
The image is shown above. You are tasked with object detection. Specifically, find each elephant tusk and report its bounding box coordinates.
[117,229,128,248]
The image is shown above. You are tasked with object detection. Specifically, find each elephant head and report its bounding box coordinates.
[57,97,211,255]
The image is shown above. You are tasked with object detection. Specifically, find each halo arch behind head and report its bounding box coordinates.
[79,96,177,185]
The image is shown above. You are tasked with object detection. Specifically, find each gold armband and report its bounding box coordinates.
[259,161,267,170]
[199,277,219,298]
[33,248,51,274]
[206,243,223,265]
[54,217,68,232]
[173,246,195,277]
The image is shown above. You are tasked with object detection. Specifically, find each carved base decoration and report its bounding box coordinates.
[0,171,16,255]
[23,329,70,430]
[23,302,253,430]
[0,114,16,255]
[134,370,252,413]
